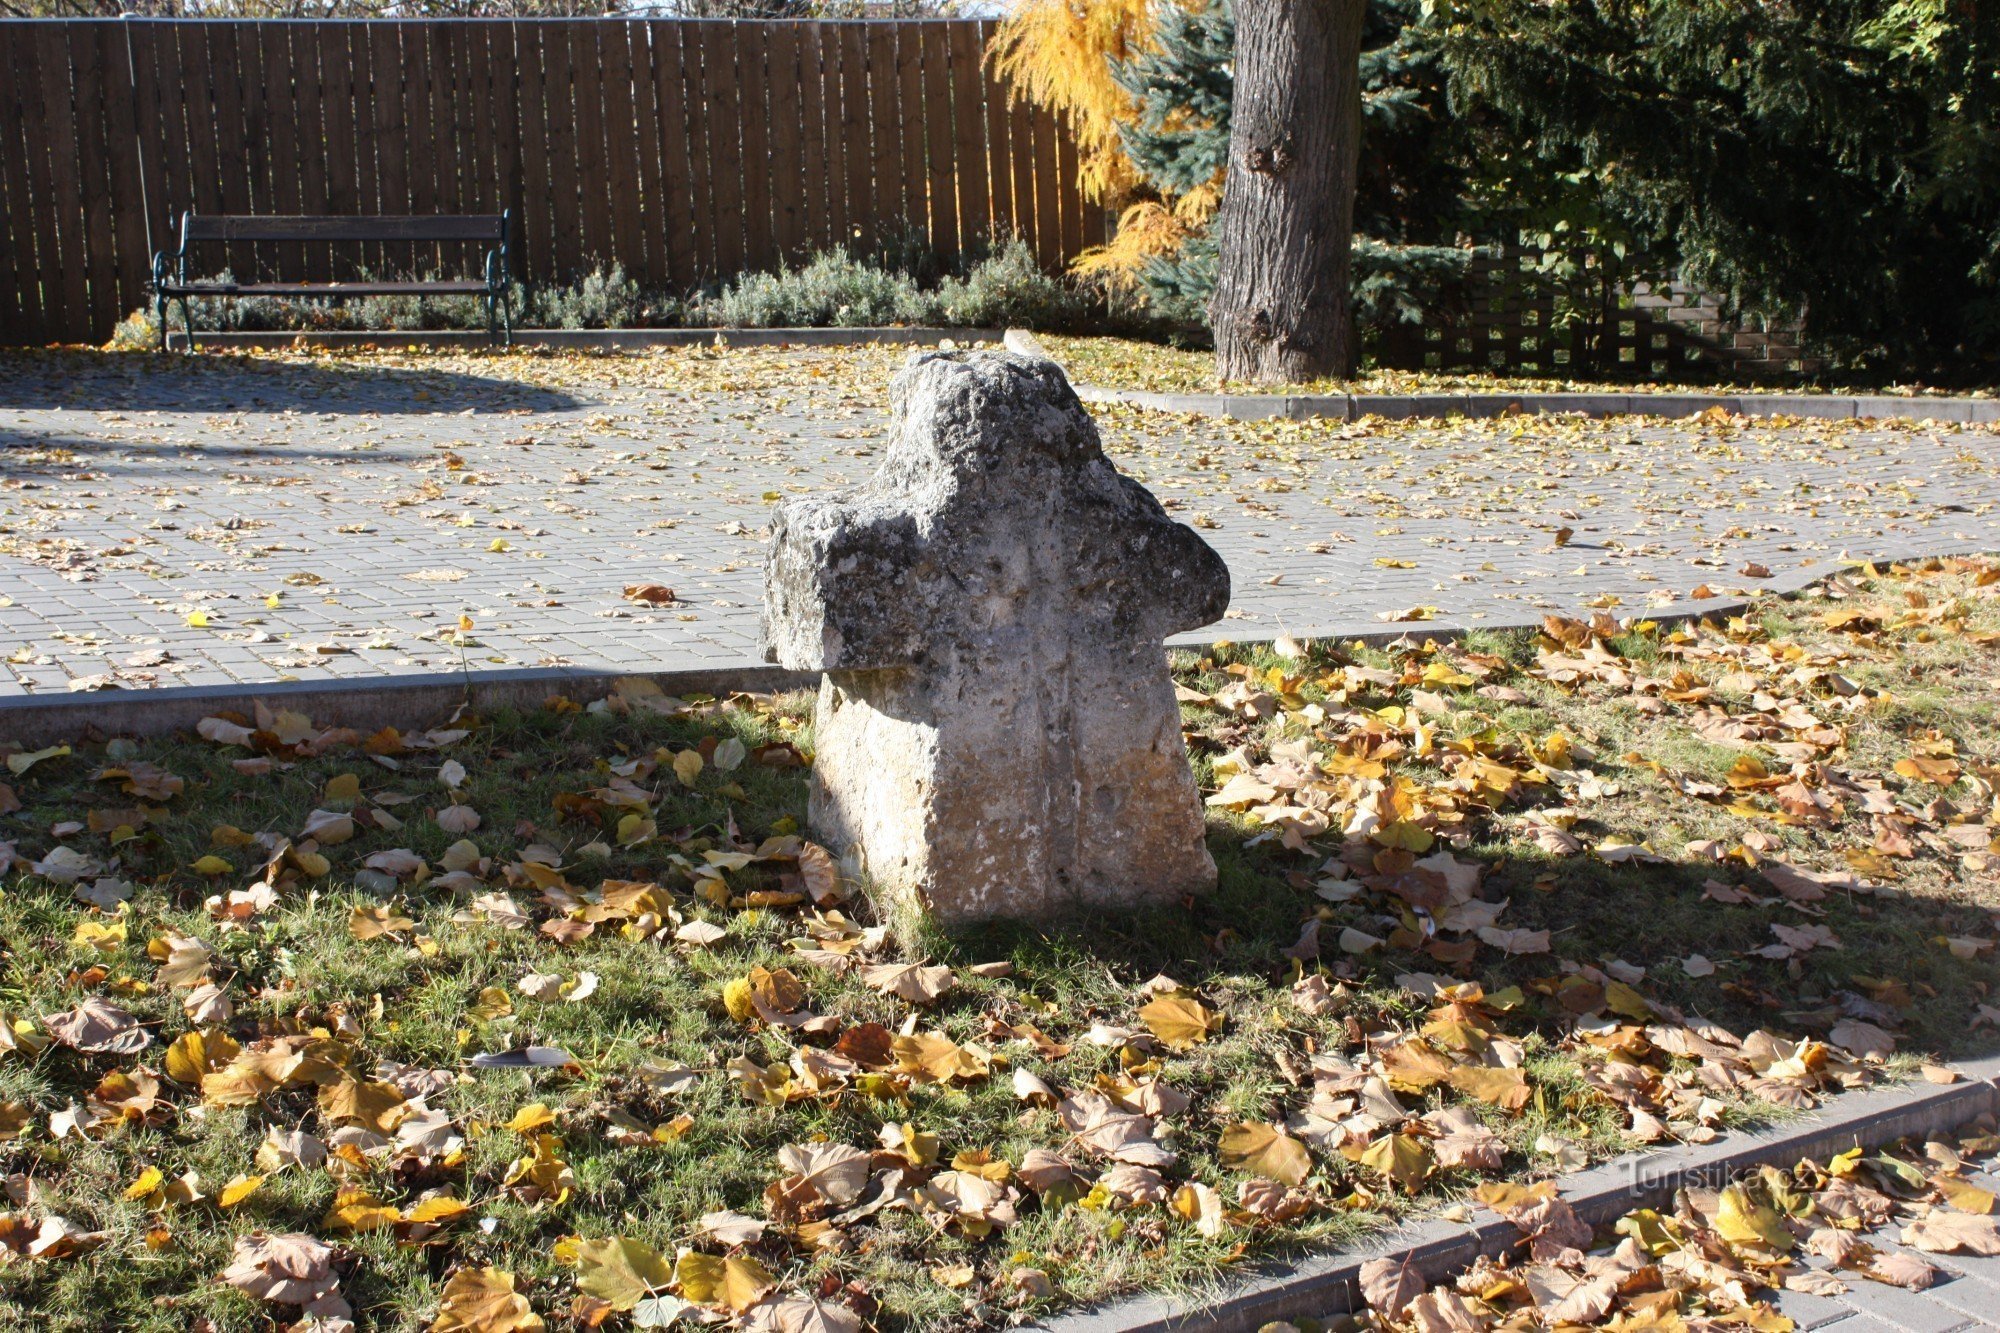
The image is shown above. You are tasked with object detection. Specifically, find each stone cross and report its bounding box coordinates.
[761,350,1231,924]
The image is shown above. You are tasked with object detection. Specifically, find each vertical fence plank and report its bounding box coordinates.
[813,24,850,253]
[1028,107,1061,269]
[569,21,612,267]
[366,22,405,275]
[263,22,300,218]
[287,23,330,280]
[124,20,172,283]
[601,22,645,282]
[462,22,497,216]
[235,21,274,277]
[1053,110,1083,262]
[646,22,697,288]
[763,23,805,263]
[699,23,744,278]
[673,21,714,278]
[624,20,666,286]
[786,25,828,256]
[427,20,461,218]
[318,23,362,278]
[918,23,957,262]
[511,19,552,283]
[0,29,46,340]
[70,24,121,335]
[949,21,991,252]
[543,20,583,279]
[982,24,1021,247]
[837,23,871,255]
[33,26,89,339]
[735,20,773,272]
[96,23,151,323]
[864,23,903,253]
[894,23,928,255]
[203,22,254,278]
[401,20,436,273]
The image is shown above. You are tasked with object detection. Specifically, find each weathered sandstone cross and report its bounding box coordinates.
[760,350,1231,924]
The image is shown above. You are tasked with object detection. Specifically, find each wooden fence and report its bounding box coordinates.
[0,17,1102,345]
[1379,249,1812,380]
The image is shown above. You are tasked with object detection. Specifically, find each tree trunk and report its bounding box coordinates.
[1211,0,1367,385]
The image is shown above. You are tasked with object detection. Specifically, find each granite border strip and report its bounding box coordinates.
[9,550,1986,746]
[164,327,1003,352]
[1039,1055,2000,1333]
[0,662,813,748]
[0,593,1764,745]
[1003,329,2000,425]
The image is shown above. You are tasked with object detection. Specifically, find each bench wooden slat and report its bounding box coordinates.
[182,214,507,243]
[159,279,492,296]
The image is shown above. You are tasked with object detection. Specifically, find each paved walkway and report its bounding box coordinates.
[0,345,1997,697]
[1762,1157,2000,1332]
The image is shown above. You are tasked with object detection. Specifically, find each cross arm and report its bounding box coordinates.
[761,495,930,672]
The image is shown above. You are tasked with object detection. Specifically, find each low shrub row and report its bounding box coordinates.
[113,238,1137,346]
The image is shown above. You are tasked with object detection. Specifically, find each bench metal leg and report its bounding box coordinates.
[178,297,196,354]
[155,291,168,352]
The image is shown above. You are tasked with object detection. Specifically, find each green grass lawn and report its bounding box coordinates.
[0,560,1994,1331]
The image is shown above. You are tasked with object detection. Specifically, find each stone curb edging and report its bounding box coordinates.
[162,326,1002,353]
[4,547,1981,746]
[1001,328,2000,425]
[0,591,1771,746]
[1039,1054,2000,1333]
[0,663,815,747]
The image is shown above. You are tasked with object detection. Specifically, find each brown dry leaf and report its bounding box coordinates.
[350,904,416,941]
[1358,1255,1425,1320]
[1901,1211,2000,1255]
[221,1231,343,1308]
[44,997,147,1054]
[860,961,955,1005]
[777,1141,872,1206]
[771,1295,863,1333]
[891,1031,990,1083]
[796,841,842,904]
[1217,1122,1311,1187]
[1444,1063,1530,1111]
[1136,993,1221,1051]
[431,1266,544,1332]
[1864,1249,1941,1289]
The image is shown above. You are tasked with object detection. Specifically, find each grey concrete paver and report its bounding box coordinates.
[1,345,1998,697]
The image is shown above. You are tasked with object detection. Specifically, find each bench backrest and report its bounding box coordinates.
[179,214,507,245]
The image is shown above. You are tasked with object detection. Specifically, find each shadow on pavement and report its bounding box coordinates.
[0,347,586,414]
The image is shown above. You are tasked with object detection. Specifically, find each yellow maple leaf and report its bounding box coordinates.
[1137,993,1221,1051]
[1217,1122,1311,1187]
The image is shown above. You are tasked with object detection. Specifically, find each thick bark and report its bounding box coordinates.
[1211,0,1366,384]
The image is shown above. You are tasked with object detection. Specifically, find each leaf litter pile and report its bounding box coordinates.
[0,559,1995,1331]
[1040,335,1994,400]
[1341,1119,2000,1331]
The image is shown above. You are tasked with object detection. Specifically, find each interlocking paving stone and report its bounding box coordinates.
[1818,1277,1984,1333]
[2,346,1999,698]
[1818,1317,1959,1333]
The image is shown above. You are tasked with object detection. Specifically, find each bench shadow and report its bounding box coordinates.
[0,348,586,415]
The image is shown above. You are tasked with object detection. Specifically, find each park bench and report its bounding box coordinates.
[150,211,513,351]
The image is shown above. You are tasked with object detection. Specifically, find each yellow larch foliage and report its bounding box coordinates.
[987,0,1161,203]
